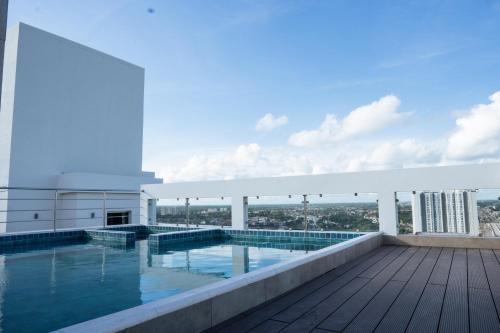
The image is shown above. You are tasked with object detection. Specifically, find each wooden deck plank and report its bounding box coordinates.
[439,248,469,333]
[428,247,453,286]
[271,246,402,323]
[494,250,500,264]
[358,246,409,279]
[246,320,288,333]
[480,249,500,323]
[467,249,489,290]
[318,247,418,332]
[212,246,500,333]
[213,246,391,333]
[480,249,500,292]
[277,277,370,333]
[493,291,500,326]
[345,247,437,333]
[406,284,446,333]
[214,270,337,333]
[374,247,442,333]
[468,287,500,333]
[343,280,405,333]
[391,247,430,282]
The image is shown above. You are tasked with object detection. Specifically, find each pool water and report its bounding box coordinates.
[0,238,328,332]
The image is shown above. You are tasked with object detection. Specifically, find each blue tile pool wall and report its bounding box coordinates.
[0,226,363,250]
[148,228,363,248]
[0,225,202,249]
[147,225,198,233]
[100,224,199,236]
[101,224,150,235]
[0,230,85,248]
[84,229,135,246]
[223,229,362,243]
[149,229,223,248]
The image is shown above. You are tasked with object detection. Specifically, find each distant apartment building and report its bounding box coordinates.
[411,190,479,235]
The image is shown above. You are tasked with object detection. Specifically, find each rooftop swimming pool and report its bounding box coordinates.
[0,226,361,332]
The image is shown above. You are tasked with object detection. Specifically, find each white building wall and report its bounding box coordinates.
[445,192,457,232]
[411,189,479,236]
[434,193,444,232]
[0,23,160,232]
[424,194,434,232]
[455,192,466,233]
[468,191,480,236]
[1,23,145,187]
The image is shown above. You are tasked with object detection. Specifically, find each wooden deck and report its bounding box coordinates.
[209,246,500,333]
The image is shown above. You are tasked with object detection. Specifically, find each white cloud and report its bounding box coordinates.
[345,139,441,172]
[154,139,443,183]
[160,144,325,182]
[255,113,289,132]
[164,143,262,182]
[143,91,500,183]
[288,95,407,147]
[446,91,500,160]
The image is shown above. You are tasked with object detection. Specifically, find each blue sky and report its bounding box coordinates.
[8,0,500,182]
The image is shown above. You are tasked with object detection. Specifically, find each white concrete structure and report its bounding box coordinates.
[412,190,479,235]
[143,163,500,236]
[0,23,160,232]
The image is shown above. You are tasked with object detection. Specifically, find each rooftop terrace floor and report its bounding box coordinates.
[210,245,500,333]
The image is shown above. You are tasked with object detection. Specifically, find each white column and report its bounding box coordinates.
[231,196,248,229]
[468,191,480,236]
[411,192,422,234]
[378,191,398,236]
[147,199,157,225]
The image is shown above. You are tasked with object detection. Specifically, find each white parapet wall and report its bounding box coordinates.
[143,163,500,235]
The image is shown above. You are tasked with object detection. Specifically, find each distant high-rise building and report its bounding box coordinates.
[411,190,479,235]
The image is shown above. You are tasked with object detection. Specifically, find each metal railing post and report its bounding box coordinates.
[185,198,190,228]
[103,192,107,229]
[53,190,58,232]
[302,194,309,232]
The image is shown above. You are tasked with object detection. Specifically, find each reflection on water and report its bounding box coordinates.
[0,238,324,333]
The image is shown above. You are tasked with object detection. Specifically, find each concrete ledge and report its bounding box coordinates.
[55,232,382,333]
[384,234,500,249]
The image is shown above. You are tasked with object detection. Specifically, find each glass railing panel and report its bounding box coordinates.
[406,189,479,236]
[156,198,187,225]
[157,197,231,227]
[477,189,500,237]
[189,197,231,227]
[310,193,379,232]
[396,192,413,234]
[248,195,304,230]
